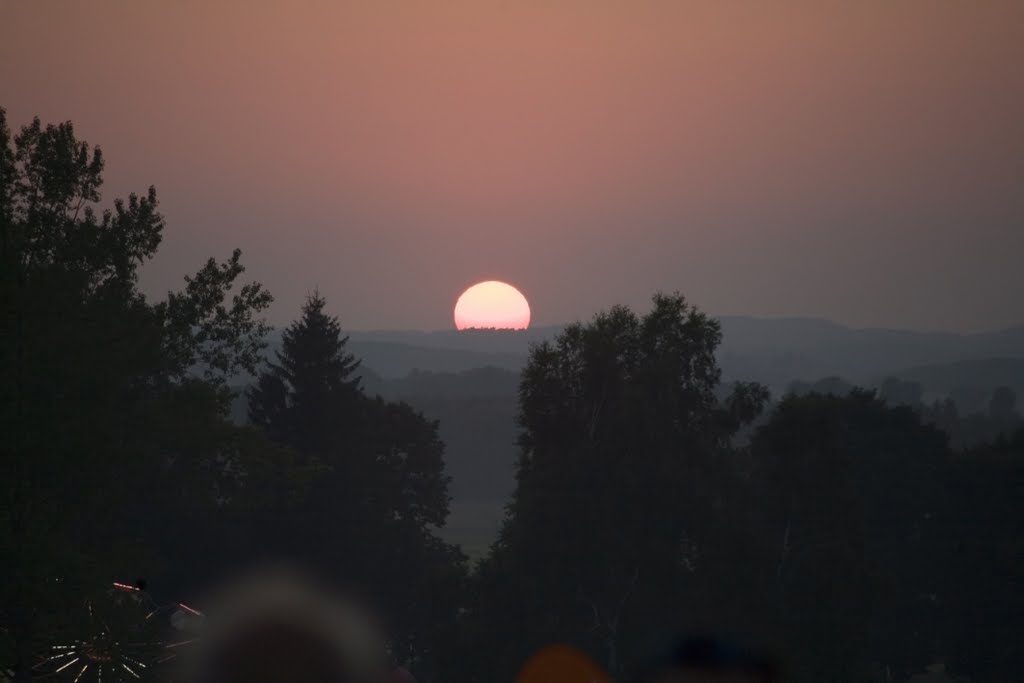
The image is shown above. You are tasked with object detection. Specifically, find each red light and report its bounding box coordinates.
[112,582,139,591]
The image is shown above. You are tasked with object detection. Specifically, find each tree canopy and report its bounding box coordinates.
[466,294,769,680]
[0,109,276,680]
[247,292,465,672]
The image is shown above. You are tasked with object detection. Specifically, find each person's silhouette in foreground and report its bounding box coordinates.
[640,636,779,683]
[187,568,390,683]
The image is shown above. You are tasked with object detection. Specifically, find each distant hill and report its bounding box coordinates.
[717,317,1024,357]
[883,358,1024,394]
[348,327,562,354]
[341,318,1024,391]
[717,318,1024,390]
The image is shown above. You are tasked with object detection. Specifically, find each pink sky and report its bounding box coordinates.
[2,1,1022,331]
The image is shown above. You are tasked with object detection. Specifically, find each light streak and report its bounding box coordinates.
[177,602,202,616]
[39,580,196,680]
[55,657,80,673]
[164,639,196,649]
[123,656,147,669]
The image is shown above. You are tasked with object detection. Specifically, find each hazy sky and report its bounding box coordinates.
[3,1,1022,332]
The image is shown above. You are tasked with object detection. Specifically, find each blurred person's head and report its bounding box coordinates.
[187,566,388,683]
[641,636,778,683]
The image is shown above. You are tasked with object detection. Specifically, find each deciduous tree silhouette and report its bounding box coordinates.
[466,294,768,682]
[0,109,274,681]
[750,391,947,681]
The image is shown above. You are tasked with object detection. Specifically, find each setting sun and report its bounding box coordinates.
[454,281,531,330]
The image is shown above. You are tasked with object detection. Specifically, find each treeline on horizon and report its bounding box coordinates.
[2,112,1022,683]
[278,350,1023,545]
[239,319,1024,513]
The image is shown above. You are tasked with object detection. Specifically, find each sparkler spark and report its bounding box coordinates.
[177,602,202,616]
[36,580,198,681]
[55,657,81,673]
[164,639,196,649]
[123,656,147,669]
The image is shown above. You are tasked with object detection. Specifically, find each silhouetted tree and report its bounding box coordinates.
[247,293,465,677]
[749,391,947,682]
[932,427,1024,680]
[988,385,1017,422]
[949,385,990,416]
[0,110,273,680]
[879,376,924,407]
[465,294,768,682]
[922,397,959,439]
[247,293,450,557]
[249,291,362,450]
[928,386,1023,448]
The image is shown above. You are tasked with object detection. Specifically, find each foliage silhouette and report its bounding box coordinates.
[247,292,466,674]
[0,109,275,681]
[464,294,769,681]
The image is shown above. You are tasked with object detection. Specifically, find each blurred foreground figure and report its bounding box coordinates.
[641,636,779,683]
[186,568,389,683]
[515,645,613,683]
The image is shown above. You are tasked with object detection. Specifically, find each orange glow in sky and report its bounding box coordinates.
[454,281,531,330]
[2,1,1022,331]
